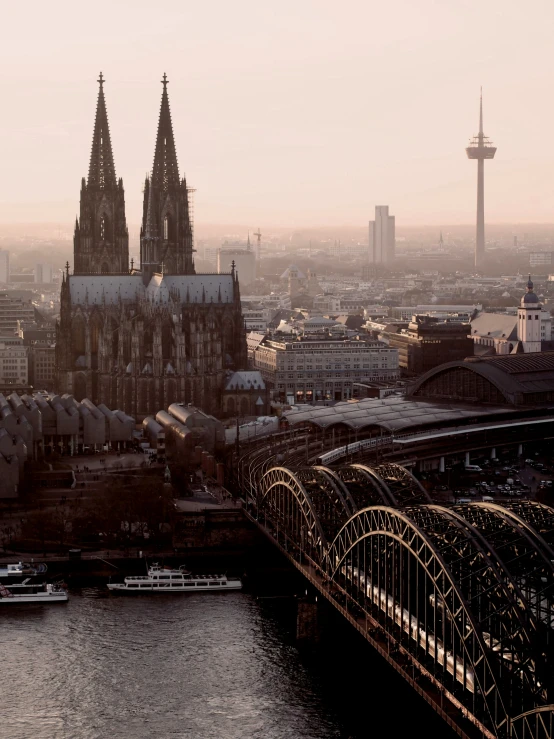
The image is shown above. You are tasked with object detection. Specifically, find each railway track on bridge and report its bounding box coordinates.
[232,441,554,739]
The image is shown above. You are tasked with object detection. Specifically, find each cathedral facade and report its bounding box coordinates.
[56,74,247,419]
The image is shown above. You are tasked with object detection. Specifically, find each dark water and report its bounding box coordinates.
[0,587,450,739]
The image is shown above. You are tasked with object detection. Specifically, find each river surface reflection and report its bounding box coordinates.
[0,587,450,738]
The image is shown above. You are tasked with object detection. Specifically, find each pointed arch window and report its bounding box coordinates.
[164,214,170,241]
[100,214,108,241]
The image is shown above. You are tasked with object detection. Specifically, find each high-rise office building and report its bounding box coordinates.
[368,206,395,265]
[217,249,256,287]
[0,251,9,284]
[35,263,53,283]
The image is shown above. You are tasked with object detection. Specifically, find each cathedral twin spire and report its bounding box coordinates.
[140,73,195,278]
[88,73,117,191]
[76,72,194,278]
[151,74,181,193]
[73,72,128,275]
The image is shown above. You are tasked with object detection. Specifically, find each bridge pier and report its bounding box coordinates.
[296,595,323,645]
[465,451,470,466]
[490,447,496,459]
[439,456,445,473]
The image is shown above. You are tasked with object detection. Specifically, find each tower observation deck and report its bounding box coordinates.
[466,90,496,269]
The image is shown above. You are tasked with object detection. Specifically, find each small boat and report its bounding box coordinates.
[0,562,48,579]
[107,563,242,594]
[0,580,68,604]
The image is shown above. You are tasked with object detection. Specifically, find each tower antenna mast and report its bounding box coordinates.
[466,88,496,269]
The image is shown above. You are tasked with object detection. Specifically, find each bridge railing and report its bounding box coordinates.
[249,461,554,739]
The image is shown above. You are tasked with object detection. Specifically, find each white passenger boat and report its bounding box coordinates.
[0,581,68,604]
[0,562,47,579]
[107,563,242,593]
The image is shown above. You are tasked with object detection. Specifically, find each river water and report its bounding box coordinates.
[0,586,450,739]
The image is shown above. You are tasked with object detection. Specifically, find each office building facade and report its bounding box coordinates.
[254,336,399,403]
[0,251,9,284]
[369,205,395,265]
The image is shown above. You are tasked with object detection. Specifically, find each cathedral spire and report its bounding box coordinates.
[88,72,117,190]
[145,177,157,239]
[151,73,180,192]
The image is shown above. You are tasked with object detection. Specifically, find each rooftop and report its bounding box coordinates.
[69,273,235,305]
[413,352,554,404]
[284,395,514,432]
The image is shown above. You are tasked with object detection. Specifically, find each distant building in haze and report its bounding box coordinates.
[529,252,554,269]
[369,206,395,265]
[0,251,9,284]
[0,294,35,335]
[217,238,256,287]
[35,263,53,283]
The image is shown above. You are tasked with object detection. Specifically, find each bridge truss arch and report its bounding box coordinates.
[336,464,394,507]
[372,462,432,506]
[454,502,554,633]
[325,505,551,738]
[503,501,554,554]
[259,466,331,561]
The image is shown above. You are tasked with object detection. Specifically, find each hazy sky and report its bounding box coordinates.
[1,0,554,228]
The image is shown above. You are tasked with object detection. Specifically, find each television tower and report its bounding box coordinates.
[466,90,496,268]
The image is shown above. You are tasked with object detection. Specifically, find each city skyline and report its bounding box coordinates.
[2,1,554,228]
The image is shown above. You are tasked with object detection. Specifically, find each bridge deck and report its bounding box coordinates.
[244,509,490,739]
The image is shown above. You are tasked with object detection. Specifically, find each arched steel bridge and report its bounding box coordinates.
[238,455,554,739]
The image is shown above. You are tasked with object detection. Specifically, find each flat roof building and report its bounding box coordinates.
[385,316,473,375]
[369,205,395,265]
[254,335,399,404]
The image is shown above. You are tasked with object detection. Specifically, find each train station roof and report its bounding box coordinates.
[284,396,515,433]
[412,352,554,405]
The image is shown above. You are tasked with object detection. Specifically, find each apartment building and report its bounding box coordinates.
[0,337,28,387]
[0,294,35,334]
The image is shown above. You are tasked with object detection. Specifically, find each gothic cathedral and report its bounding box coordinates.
[56,74,247,418]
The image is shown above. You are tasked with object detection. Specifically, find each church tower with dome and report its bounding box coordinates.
[517,275,542,353]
